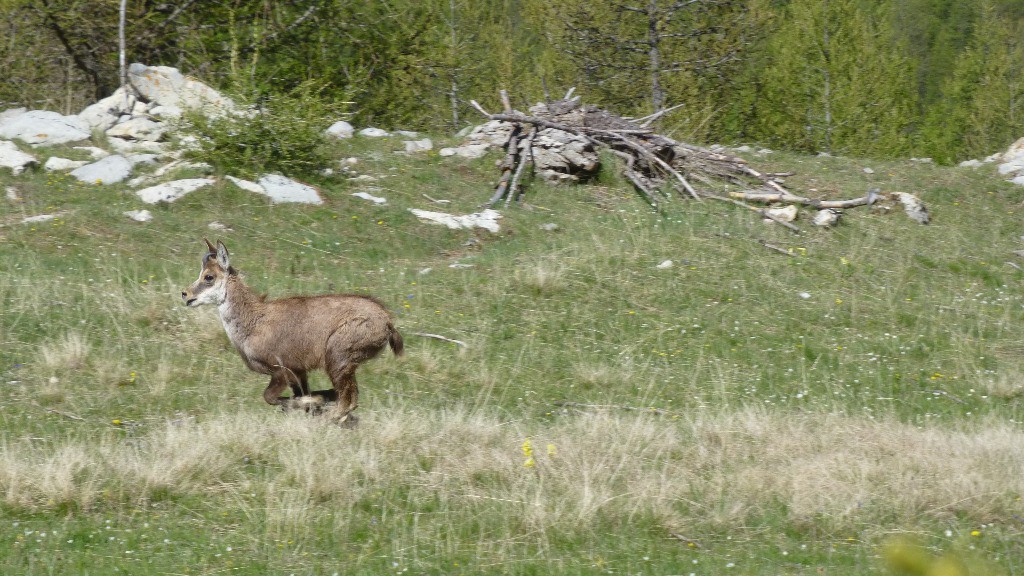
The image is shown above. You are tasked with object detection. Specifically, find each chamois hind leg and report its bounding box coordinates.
[326,360,360,426]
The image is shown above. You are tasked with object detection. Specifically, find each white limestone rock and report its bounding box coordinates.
[44,157,88,172]
[124,209,153,222]
[128,63,239,117]
[438,143,490,159]
[326,121,355,139]
[255,174,323,204]
[78,88,136,131]
[69,155,133,184]
[106,116,167,142]
[409,208,502,233]
[136,178,215,203]
[224,175,266,195]
[403,138,433,152]
[0,140,37,174]
[359,127,390,137]
[0,110,90,146]
[352,191,387,205]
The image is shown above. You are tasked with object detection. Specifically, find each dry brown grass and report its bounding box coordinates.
[1,404,1020,538]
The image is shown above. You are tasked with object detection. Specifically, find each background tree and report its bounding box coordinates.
[919,0,1024,163]
[533,0,758,139]
[736,0,917,157]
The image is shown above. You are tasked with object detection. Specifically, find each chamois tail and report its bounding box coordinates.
[388,323,405,357]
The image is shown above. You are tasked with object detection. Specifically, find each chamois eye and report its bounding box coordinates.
[204,275,215,282]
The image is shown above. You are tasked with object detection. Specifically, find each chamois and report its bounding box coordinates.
[182,239,403,424]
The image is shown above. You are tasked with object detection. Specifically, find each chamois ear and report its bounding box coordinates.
[201,238,216,264]
[216,240,231,269]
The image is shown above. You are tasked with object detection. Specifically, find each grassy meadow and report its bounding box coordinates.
[1,135,1023,574]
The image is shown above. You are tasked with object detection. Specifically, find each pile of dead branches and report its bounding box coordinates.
[469,90,916,233]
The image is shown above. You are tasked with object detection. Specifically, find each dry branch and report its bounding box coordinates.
[468,91,915,225]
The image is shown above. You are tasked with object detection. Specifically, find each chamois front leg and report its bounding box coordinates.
[289,370,310,398]
[262,370,293,405]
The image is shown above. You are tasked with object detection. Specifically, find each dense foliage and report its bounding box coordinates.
[2,0,1022,162]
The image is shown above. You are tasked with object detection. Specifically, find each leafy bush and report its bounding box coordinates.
[176,80,347,179]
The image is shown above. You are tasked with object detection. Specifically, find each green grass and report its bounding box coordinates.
[1,138,1023,575]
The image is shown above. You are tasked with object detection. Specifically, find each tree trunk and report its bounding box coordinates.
[647,0,664,113]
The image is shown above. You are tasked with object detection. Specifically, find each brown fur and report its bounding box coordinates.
[182,239,403,424]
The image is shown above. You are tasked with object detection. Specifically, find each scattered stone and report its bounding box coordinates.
[812,208,842,227]
[409,208,502,233]
[128,63,239,117]
[0,110,90,146]
[997,161,1023,175]
[438,143,490,159]
[224,175,265,195]
[799,291,811,299]
[21,213,58,224]
[0,140,37,174]
[73,146,110,159]
[529,129,599,183]
[124,209,153,222]
[106,116,166,142]
[958,159,983,168]
[136,178,216,203]
[656,260,674,269]
[126,153,160,166]
[359,127,390,137]
[1002,136,1024,162]
[78,87,136,131]
[862,167,874,174]
[0,107,26,121]
[352,191,387,205]
[43,157,88,172]
[765,204,798,223]
[207,221,232,231]
[893,192,930,225]
[1010,175,1024,186]
[395,130,419,138]
[403,138,433,153]
[107,137,165,155]
[256,174,323,204]
[69,154,133,184]
[540,223,559,232]
[326,121,354,139]
[910,157,933,164]
[6,186,21,201]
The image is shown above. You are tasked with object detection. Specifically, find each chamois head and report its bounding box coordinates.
[182,239,234,307]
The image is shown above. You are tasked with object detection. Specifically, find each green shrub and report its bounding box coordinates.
[176,80,348,179]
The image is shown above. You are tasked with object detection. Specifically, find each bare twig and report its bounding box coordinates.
[637,103,685,127]
[669,532,703,549]
[413,332,468,347]
[759,240,795,256]
[506,128,536,207]
[35,403,85,421]
[701,193,802,234]
[553,400,679,417]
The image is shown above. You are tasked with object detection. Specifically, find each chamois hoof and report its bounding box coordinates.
[335,412,359,429]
